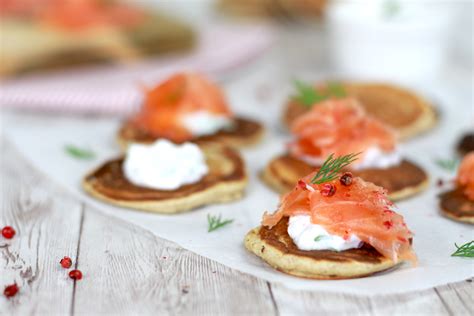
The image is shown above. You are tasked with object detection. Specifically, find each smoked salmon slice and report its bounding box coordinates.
[131,72,233,142]
[263,170,416,264]
[289,98,397,162]
[457,152,474,200]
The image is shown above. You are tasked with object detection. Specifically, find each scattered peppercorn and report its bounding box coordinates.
[339,172,353,186]
[3,284,19,298]
[383,221,393,229]
[297,180,307,190]
[320,183,336,197]
[60,257,72,269]
[1,226,16,239]
[69,270,83,280]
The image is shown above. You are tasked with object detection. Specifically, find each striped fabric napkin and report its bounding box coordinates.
[0,24,273,116]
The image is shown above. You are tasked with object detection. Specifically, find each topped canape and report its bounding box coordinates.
[263,98,428,200]
[118,72,264,149]
[439,152,474,224]
[246,154,416,279]
[83,139,247,214]
[284,81,437,140]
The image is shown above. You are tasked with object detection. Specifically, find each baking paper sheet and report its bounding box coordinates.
[2,75,473,296]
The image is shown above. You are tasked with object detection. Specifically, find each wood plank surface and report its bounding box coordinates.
[0,139,82,315]
[270,279,473,315]
[74,208,275,315]
[1,138,473,315]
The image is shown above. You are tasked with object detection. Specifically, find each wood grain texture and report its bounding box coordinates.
[271,279,474,315]
[73,208,275,315]
[0,139,82,314]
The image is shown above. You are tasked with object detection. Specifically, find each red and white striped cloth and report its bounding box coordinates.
[0,24,274,116]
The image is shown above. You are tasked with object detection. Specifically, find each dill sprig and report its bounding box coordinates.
[314,235,325,242]
[383,0,401,19]
[435,158,459,172]
[292,80,346,107]
[451,240,474,258]
[64,145,95,160]
[310,153,360,184]
[207,214,233,232]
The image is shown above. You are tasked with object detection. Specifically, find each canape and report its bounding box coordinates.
[263,98,428,200]
[439,152,474,224]
[246,154,416,279]
[117,72,264,149]
[83,140,247,214]
[283,81,437,140]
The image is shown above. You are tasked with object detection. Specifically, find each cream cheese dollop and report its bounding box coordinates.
[181,111,233,136]
[351,146,402,170]
[288,215,362,251]
[299,146,402,170]
[123,139,208,190]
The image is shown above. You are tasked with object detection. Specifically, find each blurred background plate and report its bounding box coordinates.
[0,23,274,115]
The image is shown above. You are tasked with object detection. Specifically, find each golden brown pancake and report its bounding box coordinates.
[261,154,428,200]
[457,133,474,156]
[283,83,437,140]
[244,217,397,279]
[83,143,247,214]
[439,188,474,224]
[117,117,264,150]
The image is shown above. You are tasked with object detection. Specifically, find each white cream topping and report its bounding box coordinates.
[299,146,402,170]
[351,146,402,170]
[288,215,362,251]
[181,111,233,136]
[123,139,208,191]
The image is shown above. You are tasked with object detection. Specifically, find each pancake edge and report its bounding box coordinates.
[244,227,397,280]
[116,117,264,151]
[83,174,247,214]
[260,156,429,201]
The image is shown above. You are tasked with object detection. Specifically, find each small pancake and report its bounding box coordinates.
[283,83,437,140]
[117,117,264,150]
[439,188,474,224]
[261,154,428,200]
[83,143,247,214]
[244,217,397,279]
[457,133,474,156]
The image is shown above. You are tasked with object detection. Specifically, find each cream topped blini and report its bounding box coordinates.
[123,139,208,190]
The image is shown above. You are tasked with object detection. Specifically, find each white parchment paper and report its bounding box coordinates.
[2,67,473,295]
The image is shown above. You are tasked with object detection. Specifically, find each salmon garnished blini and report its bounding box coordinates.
[130,73,233,143]
[457,152,474,201]
[289,98,397,163]
[263,154,416,264]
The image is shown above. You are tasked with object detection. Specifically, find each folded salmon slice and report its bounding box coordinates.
[263,171,416,264]
[457,152,474,200]
[289,98,397,162]
[131,72,233,142]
